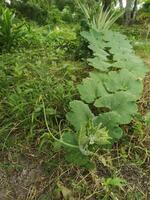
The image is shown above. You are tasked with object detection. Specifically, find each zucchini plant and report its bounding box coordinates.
[63,28,148,165]
[42,1,148,168]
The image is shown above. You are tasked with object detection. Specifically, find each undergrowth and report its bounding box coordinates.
[0,3,150,200]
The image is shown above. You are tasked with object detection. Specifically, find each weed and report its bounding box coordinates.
[0,6,27,51]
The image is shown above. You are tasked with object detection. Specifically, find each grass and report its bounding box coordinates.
[134,42,150,64]
[0,21,150,199]
[0,48,84,147]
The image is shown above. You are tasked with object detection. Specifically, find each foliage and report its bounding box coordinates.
[30,1,148,167]
[11,0,76,26]
[61,6,74,23]
[47,5,62,25]
[29,0,51,11]
[137,10,150,24]
[47,26,79,58]
[142,0,150,12]
[65,28,148,163]
[137,0,150,24]
[103,177,127,187]
[53,0,75,11]
[75,0,123,31]
[0,2,149,198]
[10,0,49,25]
[117,24,150,41]
[0,6,26,51]
[0,46,80,148]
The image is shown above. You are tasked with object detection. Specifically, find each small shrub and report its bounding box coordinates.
[0,6,26,51]
[47,26,80,59]
[48,5,62,26]
[137,0,150,24]
[11,1,48,25]
[61,6,74,23]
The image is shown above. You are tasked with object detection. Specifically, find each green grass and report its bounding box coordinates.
[134,42,150,61]
[0,46,85,149]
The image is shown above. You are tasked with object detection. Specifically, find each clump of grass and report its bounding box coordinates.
[0,45,85,149]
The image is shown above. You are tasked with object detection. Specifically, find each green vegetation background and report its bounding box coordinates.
[0,0,150,199]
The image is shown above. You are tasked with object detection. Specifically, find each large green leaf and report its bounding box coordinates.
[66,100,94,131]
[94,92,138,124]
[88,56,111,71]
[62,132,78,147]
[78,121,111,155]
[94,112,123,139]
[113,54,148,79]
[78,77,107,103]
[103,31,133,54]
[81,29,105,50]
[89,71,108,82]
[104,69,143,99]
[65,148,95,169]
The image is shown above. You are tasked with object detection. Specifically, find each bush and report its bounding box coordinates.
[48,5,62,26]
[137,11,150,24]
[47,26,80,59]
[142,0,150,12]
[0,6,26,51]
[61,6,73,23]
[53,0,75,11]
[137,0,150,24]
[11,1,49,25]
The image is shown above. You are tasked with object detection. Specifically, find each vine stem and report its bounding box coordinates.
[42,98,103,161]
[42,98,79,149]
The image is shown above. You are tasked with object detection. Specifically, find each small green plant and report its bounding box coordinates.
[75,0,123,31]
[102,177,127,199]
[0,6,26,51]
[48,26,79,59]
[103,177,127,187]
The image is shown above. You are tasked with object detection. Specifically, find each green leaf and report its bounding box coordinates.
[89,71,108,82]
[103,31,133,54]
[66,100,94,131]
[78,122,111,155]
[65,148,95,169]
[88,56,111,71]
[65,26,148,160]
[113,54,148,79]
[78,128,89,155]
[104,177,127,187]
[78,77,107,103]
[81,30,105,50]
[90,126,111,146]
[94,112,123,139]
[94,92,138,124]
[62,132,78,147]
[104,69,143,99]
